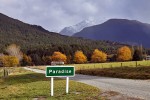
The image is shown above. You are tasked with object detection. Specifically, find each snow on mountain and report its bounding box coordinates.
[59,18,96,36]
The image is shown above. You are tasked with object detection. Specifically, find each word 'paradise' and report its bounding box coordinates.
[49,69,72,74]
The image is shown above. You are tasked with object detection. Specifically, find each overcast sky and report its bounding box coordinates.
[0,0,150,32]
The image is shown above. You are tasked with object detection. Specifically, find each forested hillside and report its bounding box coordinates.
[0,13,126,54]
[0,13,131,65]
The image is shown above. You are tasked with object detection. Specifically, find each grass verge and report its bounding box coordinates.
[0,67,102,100]
[76,66,150,79]
[73,61,150,70]
[29,61,150,71]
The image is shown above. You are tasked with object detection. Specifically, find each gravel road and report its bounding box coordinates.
[23,67,150,100]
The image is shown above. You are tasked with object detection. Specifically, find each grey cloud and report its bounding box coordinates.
[0,0,150,32]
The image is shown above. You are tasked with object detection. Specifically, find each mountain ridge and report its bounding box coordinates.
[73,19,150,47]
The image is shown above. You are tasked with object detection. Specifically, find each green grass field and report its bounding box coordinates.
[73,60,150,70]
[26,60,150,80]
[31,60,150,71]
[0,67,102,100]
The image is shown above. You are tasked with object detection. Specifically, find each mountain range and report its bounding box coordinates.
[0,13,124,54]
[59,18,96,36]
[73,19,150,48]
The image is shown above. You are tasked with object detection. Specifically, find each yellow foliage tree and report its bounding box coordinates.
[74,50,87,64]
[51,52,67,63]
[91,49,107,63]
[117,46,132,61]
[0,55,19,67]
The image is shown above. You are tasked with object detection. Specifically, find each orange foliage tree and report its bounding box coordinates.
[74,50,87,64]
[51,52,67,63]
[21,54,32,66]
[91,49,107,63]
[117,46,132,61]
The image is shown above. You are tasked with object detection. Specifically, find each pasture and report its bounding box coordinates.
[31,60,150,71]
[30,61,150,79]
[74,61,150,70]
[0,67,102,100]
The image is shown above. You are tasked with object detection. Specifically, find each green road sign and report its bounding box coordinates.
[46,66,75,77]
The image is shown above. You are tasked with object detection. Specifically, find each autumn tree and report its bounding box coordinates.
[42,56,51,65]
[0,55,19,67]
[51,52,67,63]
[21,54,32,66]
[117,46,132,61]
[74,50,87,64]
[91,49,107,63]
[6,44,23,61]
[0,55,19,78]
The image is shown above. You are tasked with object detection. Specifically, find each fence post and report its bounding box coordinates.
[3,67,8,78]
[121,63,122,67]
[136,61,137,67]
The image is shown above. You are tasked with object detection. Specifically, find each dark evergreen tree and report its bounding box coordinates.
[133,49,143,61]
[30,54,43,65]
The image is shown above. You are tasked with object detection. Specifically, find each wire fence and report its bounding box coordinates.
[74,60,150,70]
